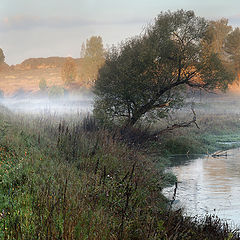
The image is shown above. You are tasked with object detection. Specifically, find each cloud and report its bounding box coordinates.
[0,15,95,31]
[0,15,146,32]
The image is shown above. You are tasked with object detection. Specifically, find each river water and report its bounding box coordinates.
[163,148,240,227]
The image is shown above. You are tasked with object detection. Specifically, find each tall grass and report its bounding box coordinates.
[0,106,239,239]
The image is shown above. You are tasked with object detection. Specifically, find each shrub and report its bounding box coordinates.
[39,78,47,91]
[48,85,64,98]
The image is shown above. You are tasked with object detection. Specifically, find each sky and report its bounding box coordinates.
[1,0,240,65]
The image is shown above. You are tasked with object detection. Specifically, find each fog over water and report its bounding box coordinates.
[0,95,93,115]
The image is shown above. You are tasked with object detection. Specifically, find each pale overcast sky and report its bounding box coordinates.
[1,0,240,65]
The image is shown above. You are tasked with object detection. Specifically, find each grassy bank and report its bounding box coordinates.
[152,110,240,157]
[0,105,239,239]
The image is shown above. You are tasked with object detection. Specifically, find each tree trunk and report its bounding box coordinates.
[124,100,155,127]
[124,79,193,127]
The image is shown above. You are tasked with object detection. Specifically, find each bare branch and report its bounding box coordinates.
[187,81,208,88]
[150,108,199,139]
[152,101,171,109]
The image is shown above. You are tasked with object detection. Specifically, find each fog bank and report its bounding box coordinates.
[0,95,93,115]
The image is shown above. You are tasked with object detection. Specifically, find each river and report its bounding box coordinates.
[163,148,240,227]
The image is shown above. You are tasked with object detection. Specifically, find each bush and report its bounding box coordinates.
[39,78,47,91]
[48,85,64,98]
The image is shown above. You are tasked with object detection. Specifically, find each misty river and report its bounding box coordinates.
[163,147,240,227]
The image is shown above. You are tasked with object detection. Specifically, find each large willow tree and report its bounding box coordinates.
[94,10,235,127]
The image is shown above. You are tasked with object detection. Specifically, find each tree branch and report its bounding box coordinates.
[150,108,199,139]
[152,101,171,109]
[177,57,182,82]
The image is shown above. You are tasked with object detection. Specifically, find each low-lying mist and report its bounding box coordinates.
[0,94,93,115]
[1,91,240,124]
[192,93,240,115]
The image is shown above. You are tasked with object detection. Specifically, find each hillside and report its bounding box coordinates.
[16,56,83,70]
[0,57,83,96]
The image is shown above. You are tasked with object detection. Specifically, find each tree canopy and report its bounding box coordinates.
[85,36,105,60]
[80,36,105,86]
[202,19,232,59]
[94,10,235,127]
[225,27,240,73]
[202,19,240,78]
[39,78,47,91]
[61,57,77,86]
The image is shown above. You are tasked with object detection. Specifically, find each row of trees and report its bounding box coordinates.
[61,57,77,85]
[94,10,237,128]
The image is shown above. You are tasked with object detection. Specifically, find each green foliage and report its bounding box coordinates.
[203,18,232,60]
[225,27,240,72]
[48,85,64,98]
[203,19,240,77]
[85,36,105,60]
[80,36,105,86]
[0,112,167,239]
[94,10,235,127]
[163,136,206,155]
[38,78,47,91]
[0,104,239,239]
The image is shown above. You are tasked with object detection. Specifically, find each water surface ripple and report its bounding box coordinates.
[163,148,240,227]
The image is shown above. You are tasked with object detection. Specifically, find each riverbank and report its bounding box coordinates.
[0,106,240,239]
[155,111,240,157]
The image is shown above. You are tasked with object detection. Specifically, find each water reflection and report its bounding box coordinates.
[169,154,205,167]
[163,148,240,227]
